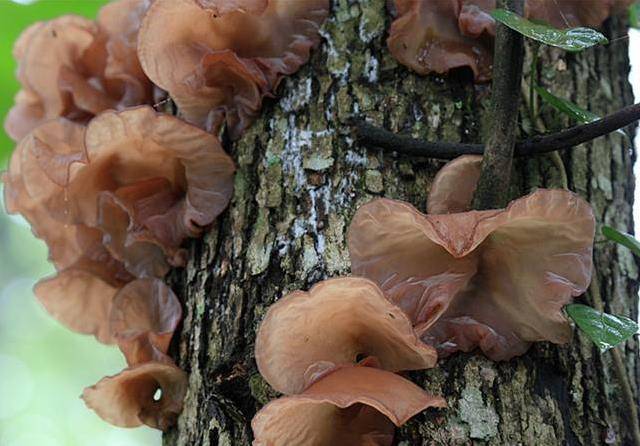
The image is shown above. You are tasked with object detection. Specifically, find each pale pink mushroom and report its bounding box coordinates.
[427,155,482,214]
[255,277,436,395]
[97,0,152,101]
[9,106,235,278]
[82,360,188,430]
[35,259,130,344]
[109,278,182,365]
[3,108,233,342]
[349,174,595,360]
[137,0,329,138]
[5,1,153,141]
[251,364,446,446]
[2,120,92,269]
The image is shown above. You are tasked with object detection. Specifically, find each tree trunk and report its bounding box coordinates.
[164,1,639,444]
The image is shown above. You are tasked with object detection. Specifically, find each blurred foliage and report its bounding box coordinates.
[631,2,640,29]
[0,0,109,168]
[0,2,159,445]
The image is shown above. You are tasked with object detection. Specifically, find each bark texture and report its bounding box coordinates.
[165,1,639,444]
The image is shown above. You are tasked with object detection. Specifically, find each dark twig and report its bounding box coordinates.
[353,102,640,159]
[472,0,525,210]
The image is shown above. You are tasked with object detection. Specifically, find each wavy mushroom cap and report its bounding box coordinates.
[252,365,446,446]
[427,155,482,214]
[195,0,268,15]
[3,123,89,269]
[35,258,131,344]
[12,106,234,277]
[82,360,188,430]
[387,0,494,81]
[137,0,329,138]
[458,0,496,37]
[387,0,629,82]
[97,0,152,97]
[110,278,182,365]
[255,277,436,395]
[5,4,152,142]
[348,189,595,361]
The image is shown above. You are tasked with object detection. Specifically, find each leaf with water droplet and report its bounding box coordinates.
[491,9,608,51]
[602,226,640,258]
[566,304,638,352]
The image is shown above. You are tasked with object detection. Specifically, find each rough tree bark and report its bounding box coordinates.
[165,1,639,444]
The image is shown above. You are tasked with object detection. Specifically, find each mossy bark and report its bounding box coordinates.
[164,1,639,444]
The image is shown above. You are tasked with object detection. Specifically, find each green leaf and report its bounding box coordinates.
[491,9,608,51]
[535,87,626,136]
[631,2,640,29]
[602,226,640,258]
[566,304,638,352]
[535,86,599,123]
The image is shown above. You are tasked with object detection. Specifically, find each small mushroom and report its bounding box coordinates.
[255,277,436,395]
[35,261,129,344]
[5,1,153,141]
[137,0,329,138]
[251,364,446,446]
[82,360,188,430]
[349,164,595,360]
[458,1,496,38]
[109,278,182,365]
[387,0,494,81]
[427,155,482,214]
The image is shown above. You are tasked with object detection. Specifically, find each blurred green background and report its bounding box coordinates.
[0,1,159,445]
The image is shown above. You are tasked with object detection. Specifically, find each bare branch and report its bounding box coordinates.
[353,102,640,159]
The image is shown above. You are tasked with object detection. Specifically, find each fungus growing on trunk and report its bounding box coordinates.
[82,277,185,430]
[387,0,630,81]
[3,107,234,343]
[82,360,188,430]
[4,106,235,279]
[137,0,329,138]
[5,0,152,141]
[526,0,633,28]
[35,259,130,344]
[387,0,494,81]
[349,158,595,360]
[109,278,182,364]
[255,277,436,395]
[251,364,446,446]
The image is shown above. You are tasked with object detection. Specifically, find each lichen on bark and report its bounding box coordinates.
[165,1,639,445]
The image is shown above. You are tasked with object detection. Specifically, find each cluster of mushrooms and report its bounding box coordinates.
[251,155,595,444]
[0,0,617,442]
[388,0,632,81]
[2,0,328,431]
